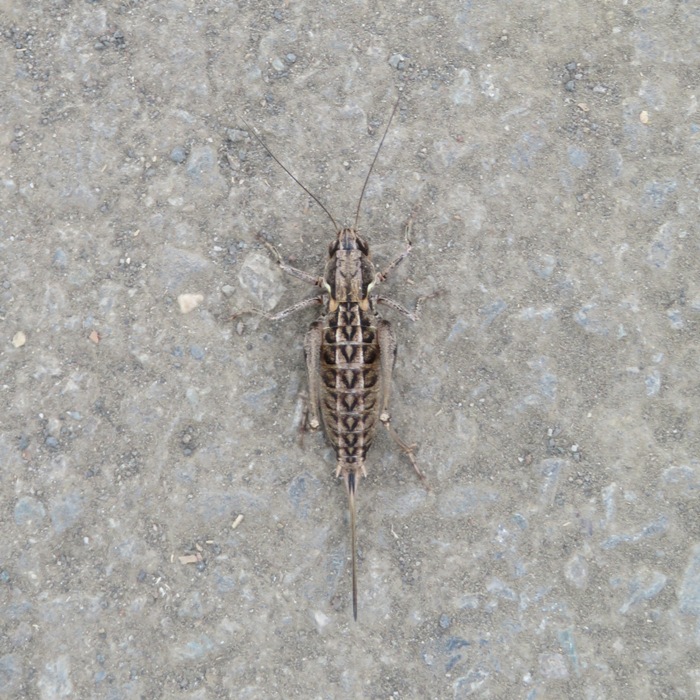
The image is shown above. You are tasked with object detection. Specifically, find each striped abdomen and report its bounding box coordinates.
[319,302,381,464]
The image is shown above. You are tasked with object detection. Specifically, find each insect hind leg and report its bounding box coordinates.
[380,416,429,488]
[376,319,430,489]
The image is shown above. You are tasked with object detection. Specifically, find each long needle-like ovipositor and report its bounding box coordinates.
[347,471,358,620]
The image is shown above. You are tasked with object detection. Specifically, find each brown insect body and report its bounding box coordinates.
[319,230,382,475]
[314,229,388,620]
[241,99,428,621]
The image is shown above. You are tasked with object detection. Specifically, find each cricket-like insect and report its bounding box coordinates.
[239,97,430,620]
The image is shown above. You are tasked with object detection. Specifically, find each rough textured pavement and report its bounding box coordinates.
[2,1,700,698]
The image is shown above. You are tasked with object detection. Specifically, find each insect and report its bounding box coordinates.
[238,96,430,620]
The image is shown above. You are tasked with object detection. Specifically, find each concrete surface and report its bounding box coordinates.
[2,0,699,698]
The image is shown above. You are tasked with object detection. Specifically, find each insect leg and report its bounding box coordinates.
[231,294,323,322]
[372,209,416,285]
[303,320,324,431]
[376,319,397,415]
[373,240,412,286]
[374,290,441,322]
[258,235,324,288]
[376,319,428,486]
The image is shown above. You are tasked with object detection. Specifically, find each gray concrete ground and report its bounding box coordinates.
[1,1,699,698]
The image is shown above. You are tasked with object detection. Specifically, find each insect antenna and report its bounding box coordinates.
[353,94,401,230]
[241,118,340,232]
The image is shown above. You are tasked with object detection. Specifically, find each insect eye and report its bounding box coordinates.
[328,241,338,256]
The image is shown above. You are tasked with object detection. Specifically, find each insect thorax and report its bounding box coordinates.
[324,228,376,306]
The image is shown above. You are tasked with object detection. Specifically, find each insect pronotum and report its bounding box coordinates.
[239,95,430,620]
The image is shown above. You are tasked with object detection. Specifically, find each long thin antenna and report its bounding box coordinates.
[241,117,340,232]
[353,94,401,230]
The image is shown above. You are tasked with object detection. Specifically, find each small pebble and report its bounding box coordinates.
[52,249,68,268]
[14,496,47,526]
[238,252,284,311]
[38,656,73,698]
[178,293,204,313]
[170,146,187,163]
[12,331,26,348]
[227,128,247,143]
[389,53,405,69]
[49,492,83,534]
[186,146,224,190]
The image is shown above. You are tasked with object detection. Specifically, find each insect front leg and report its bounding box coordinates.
[232,234,326,321]
[232,294,323,322]
[376,319,429,487]
[371,209,441,320]
[372,209,416,286]
[258,234,324,288]
[373,239,412,286]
